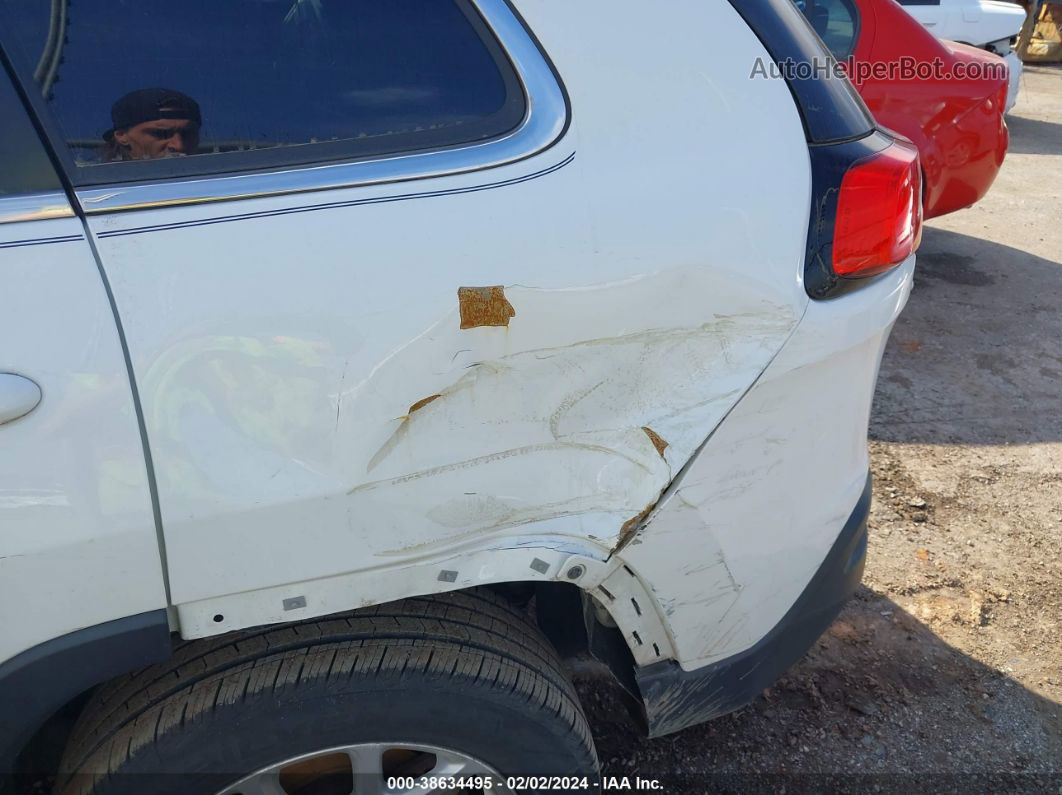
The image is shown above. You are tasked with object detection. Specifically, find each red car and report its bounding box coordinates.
[803,0,1010,218]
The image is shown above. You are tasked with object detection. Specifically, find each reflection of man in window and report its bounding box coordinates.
[103,88,201,161]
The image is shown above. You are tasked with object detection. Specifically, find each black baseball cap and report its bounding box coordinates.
[104,88,201,140]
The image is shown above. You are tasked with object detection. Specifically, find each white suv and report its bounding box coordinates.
[0,0,919,792]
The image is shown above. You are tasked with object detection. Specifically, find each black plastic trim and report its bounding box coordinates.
[0,610,172,773]
[727,0,874,144]
[803,129,896,299]
[635,473,872,738]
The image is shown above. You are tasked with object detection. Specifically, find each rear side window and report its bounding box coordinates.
[0,0,525,183]
[799,0,860,60]
[0,60,61,197]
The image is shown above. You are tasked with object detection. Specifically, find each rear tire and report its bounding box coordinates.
[55,589,599,795]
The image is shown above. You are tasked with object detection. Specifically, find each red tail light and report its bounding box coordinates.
[832,140,922,279]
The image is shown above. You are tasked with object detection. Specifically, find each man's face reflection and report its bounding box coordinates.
[113,117,200,159]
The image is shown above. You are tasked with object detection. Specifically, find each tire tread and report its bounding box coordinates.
[57,589,595,794]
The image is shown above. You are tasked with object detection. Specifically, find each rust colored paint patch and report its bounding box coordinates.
[458,286,516,330]
[612,501,657,557]
[642,426,668,458]
[408,394,441,414]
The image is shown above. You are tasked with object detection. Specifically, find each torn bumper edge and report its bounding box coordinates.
[634,472,872,738]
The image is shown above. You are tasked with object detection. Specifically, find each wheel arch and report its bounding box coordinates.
[3,570,658,780]
[0,610,172,778]
[172,543,677,670]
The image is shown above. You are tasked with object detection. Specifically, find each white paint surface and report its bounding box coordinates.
[86,0,814,649]
[622,257,915,668]
[901,0,1025,45]
[0,0,911,679]
[0,217,167,662]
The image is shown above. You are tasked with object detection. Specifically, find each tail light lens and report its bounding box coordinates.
[832,140,923,279]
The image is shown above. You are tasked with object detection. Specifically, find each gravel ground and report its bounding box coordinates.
[578,65,1062,792]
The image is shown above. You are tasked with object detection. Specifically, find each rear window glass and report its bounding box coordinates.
[797,0,860,60]
[0,66,62,196]
[0,0,524,178]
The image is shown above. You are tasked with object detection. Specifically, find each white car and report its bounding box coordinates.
[897,0,1027,111]
[0,0,919,792]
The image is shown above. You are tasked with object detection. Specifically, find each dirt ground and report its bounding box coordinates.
[579,65,1062,792]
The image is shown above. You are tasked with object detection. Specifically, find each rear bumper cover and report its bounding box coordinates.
[1003,50,1022,113]
[635,473,871,738]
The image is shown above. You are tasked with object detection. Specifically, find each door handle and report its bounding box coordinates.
[0,373,42,426]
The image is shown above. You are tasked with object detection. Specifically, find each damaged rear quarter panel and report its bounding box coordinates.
[346,275,798,558]
[105,203,805,609]
[87,0,813,622]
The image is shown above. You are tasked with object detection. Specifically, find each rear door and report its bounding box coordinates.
[1,0,810,635]
[0,65,165,665]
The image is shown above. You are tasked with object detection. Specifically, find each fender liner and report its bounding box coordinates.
[0,609,172,773]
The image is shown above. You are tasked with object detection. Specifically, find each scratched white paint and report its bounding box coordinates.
[621,257,915,669]
[343,275,795,558]
[0,0,917,709]
[84,0,813,634]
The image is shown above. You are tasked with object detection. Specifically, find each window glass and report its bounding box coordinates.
[797,0,859,60]
[0,0,524,177]
[0,65,62,196]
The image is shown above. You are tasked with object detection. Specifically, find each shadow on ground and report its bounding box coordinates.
[1004,115,1062,156]
[577,588,1062,792]
[870,227,1062,445]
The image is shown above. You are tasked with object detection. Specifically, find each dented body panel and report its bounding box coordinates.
[622,256,914,669]
[636,474,873,736]
[82,0,812,646]
[0,0,923,767]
